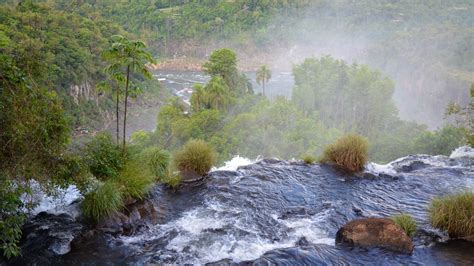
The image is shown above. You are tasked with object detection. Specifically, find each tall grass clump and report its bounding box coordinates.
[391,213,417,237]
[83,132,124,180]
[429,191,474,239]
[173,139,216,176]
[82,180,123,221]
[302,154,316,164]
[161,168,182,189]
[138,147,170,179]
[320,134,368,173]
[115,159,155,200]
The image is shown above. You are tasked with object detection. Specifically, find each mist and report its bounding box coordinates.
[230,1,473,129]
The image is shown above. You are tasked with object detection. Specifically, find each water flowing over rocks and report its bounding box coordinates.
[98,199,163,235]
[335,218,414,254]
[5,148,474,265]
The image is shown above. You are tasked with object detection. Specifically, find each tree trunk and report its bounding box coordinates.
[116,83,120,143]
[262,80,265,97]
[123,65,130,151]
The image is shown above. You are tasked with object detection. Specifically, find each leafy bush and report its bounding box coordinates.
[83,132,124,180]
[391,213,417,237]
[302,155,316,164]
[0,176,28,259]
[82,180,123,222]
[320,134,368,173]
[429,191,474,239]
[53,153,93,193]
[173,139,216,176]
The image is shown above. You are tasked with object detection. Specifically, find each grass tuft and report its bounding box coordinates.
[302,154,316,164]
[173,139,216,176]
[429,191,474,239]
[115,159,155,200]
[320,134,368,173]
[391,213,417,237]
[139,147,170,179]
[161,168,182,189]
[82,180,123,222]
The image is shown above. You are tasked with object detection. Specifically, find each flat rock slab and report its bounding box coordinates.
[336,217,414,254]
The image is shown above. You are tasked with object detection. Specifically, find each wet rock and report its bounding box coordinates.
[296,237,310,246]
[180,169,206,182]
[206,258,239,266]
[20,212,83,256]
[415,227,449,246]
[336,218,414,254]
[97,199,161,235]
[98,212,129,234]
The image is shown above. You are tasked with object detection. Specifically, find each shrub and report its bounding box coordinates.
[173,139,216,176]
[320,134,368,173]
[391,213,417,237]
[83,132,124,180]
[81,180,123,222]
[115,160,155,200]
[0,176,28,259]
[302,155,316,164]
[161,168,182,189]
[429,191,474,239]
[53,153,93,193]
[138,147,170,179]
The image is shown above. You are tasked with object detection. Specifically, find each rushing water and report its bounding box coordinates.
[154,70,294,105]
[8,147,474,265]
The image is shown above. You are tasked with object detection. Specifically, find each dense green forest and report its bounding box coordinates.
[0,0,473,259]
[37,0,471,127]
[134,51,469,163]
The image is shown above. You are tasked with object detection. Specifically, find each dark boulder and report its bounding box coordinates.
[336,218,414,254]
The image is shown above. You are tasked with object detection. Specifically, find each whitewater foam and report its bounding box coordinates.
[22,180,83,218]
[212,156,259,171]
[450,146,474,159]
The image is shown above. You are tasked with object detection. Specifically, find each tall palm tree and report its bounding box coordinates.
[256,64,271,97]
[96,71,124,143]
[190,84,205,113]
[102,35,156,150]
[206,77,230,111]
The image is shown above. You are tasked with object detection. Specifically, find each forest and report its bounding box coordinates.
[0,0,473,263]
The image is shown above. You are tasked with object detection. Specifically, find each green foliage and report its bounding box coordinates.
[115,160,155,200]
[160,169,182,189]
[0,2,124,128]
[0,47,70,184]
[54,153,93,193]
[83,133,124,180]
[256,65,271,96]
[130,130,152,149]
[173,139,217,176]
[0,176,28,259]
[203,48,237,80]
[391,213,417,237]
[302,155,316,164]
[445,84,474,146]
[82,180,124,222]
[429,191,474,239]
[202,48,252,94]
[292,56,396,138]
[102,34,156,148]
[320,134,369,173]
[412,125,467,156]
[137,147,170,180]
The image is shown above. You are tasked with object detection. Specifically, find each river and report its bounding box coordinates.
[7,148,474,265]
